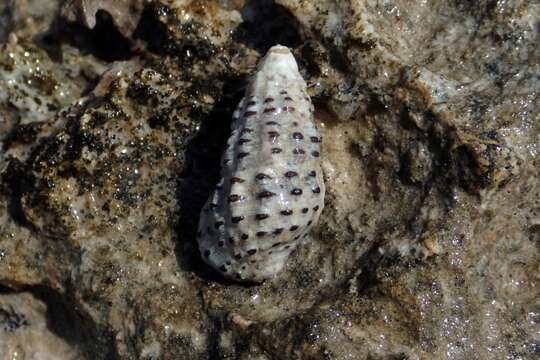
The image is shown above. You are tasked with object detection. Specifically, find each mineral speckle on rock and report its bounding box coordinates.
[0,0,539,359]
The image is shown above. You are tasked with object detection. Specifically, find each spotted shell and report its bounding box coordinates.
[197,45,325,282]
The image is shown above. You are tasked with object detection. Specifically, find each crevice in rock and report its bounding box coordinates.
[0,283,118,359]
[39,285,117,359]
[233,0,303,54]
[173,74,246,284]
[0,157,35,229]
[38,9,133,62]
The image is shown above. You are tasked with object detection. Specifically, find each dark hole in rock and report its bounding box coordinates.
[133,3,172,55]
[147,113,170,130]
[233,0,303,54]
[39,9,133,62]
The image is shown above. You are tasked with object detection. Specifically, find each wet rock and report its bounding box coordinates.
[0,292,82,360]
[0,0,539,359]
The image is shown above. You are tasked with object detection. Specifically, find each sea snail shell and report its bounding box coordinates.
[197,45,324,282]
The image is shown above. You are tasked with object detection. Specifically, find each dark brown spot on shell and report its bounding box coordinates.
[294,235,300,240]
[218,241,224,247]
[284,96,293,101]
[241,233,249,240]
[302,208,309,213]
[292,122,299,126]
[258,190,276,199]
[244,111,257,117]
[214,221,224,229]
[266,121,279,125]
[280,90,288,94]
[290,225,299,231]
[247,249,257,255]
[264,107,276,113]
[307,220,313,226]
[285,171,298,178]
[237,152,250,159]
[256,173,272,180]
[312,187,321,194]
[247,100,256,106]
[293,148,305,155]
[241,128,253,134]
[272,242,282,248]
[264,97,274,103]
[285,245,291,249]
[280,209,293,216]
[223,159,230,165]
[310,136,321,143]
[312,151,320,157]
[273,228,284,235]
[231,177,245,183]
[282,106,295,112]
[232,216,245,223]
[229,237,235,244]
[220,265,227,272]
[239,138,251,144]
[210,203,218,209]
[268,131,280,138]
[256,231,267,237]
[271,148,282,154]
[308,170,316,177]
[234,253,242,260]
[291,188,303,195]
[228,194,244,203]
[313,205,320,211]
[255,214,269,220]
[292,132,304,140]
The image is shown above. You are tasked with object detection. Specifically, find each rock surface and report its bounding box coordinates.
[0,0,538,359]
[0,292,83,360]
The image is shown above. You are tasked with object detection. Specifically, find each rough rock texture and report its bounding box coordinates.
[0,0,538,359]
[0,292,83,360]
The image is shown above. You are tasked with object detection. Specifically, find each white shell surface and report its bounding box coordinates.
[197,45,325,282]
